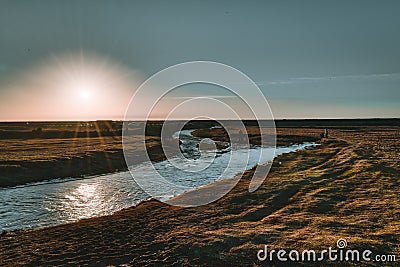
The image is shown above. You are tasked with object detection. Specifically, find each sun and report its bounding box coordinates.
[75,82,93,101]
[79,89,91,99]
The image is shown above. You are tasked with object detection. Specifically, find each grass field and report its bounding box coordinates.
[0,121,324,187]
[0,126,398,266]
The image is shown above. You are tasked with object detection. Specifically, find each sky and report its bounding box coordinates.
[0,0,399,121]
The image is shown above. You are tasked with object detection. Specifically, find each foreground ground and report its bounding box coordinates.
[0,127,399,266]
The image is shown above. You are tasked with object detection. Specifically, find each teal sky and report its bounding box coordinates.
[0,0,399,120]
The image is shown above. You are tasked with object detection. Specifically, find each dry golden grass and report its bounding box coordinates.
[0,134,164,187]
[0,127,398,266]
[0,137,122,162]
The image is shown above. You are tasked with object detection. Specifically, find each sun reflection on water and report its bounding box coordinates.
[62,183,105,220]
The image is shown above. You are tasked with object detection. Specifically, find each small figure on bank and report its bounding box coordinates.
[238,129,243,143]
[325,128,329,138]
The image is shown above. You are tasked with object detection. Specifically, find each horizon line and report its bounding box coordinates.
[1,117,399,123]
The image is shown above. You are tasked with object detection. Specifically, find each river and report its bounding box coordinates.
[0,130,316,231]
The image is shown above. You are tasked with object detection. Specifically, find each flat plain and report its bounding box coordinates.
[0,124,398,266]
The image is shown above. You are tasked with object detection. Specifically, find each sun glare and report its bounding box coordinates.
[0,51,143,120]
[79,89,91,100]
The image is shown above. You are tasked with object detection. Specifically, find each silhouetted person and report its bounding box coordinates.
[325,128,329,138]
[238,129,243,143]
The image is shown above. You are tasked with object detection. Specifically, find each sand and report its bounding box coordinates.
[0,127,399,266]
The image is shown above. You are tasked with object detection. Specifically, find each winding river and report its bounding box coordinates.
[0,130,316,231]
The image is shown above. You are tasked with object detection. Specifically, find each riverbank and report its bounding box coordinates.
[0,127,398,266]
[0,125,320,188]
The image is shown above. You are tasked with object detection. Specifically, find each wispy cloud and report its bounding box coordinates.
[164,95,238,99]
[256,72,400,86]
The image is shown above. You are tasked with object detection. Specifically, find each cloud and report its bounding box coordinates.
[257,72,400,86]
[164,95,238,99]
